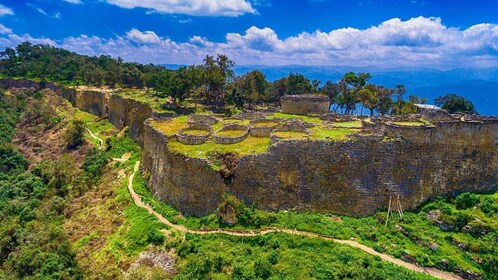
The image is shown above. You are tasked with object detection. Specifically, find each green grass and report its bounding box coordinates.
[74,110,117,146]
[267,112,324,124]
[272,131,309,139]
[150,116,188,136]
[392,121,426,126]
[332,120,363,127]
[182,129,210,136]
[309,127,360,140]
[174,232,437,280]
[223,119,251,125]
[251,121,280,127]
[167,136,271,159]
[216,130,247,137]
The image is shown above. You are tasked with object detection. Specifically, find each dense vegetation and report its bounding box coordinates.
[0,90,81,279]
[1,42,478,116]
[435,94,477,114]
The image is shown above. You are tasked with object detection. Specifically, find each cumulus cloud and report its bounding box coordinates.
[105,0,256,17]
[0,17,497,68]
[0,4,14,16]
[126,28,161,44]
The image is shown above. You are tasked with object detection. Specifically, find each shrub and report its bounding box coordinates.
[480,197,498,216]
[455,192,479,210]
[146,228,165,245]
[65,119,85,149]
[254,258,272,279]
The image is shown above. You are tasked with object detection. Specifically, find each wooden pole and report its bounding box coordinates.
[397,194,404,218]
[385,195,392,227]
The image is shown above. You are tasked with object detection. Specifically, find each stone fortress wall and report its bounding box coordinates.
[2,78,497,216]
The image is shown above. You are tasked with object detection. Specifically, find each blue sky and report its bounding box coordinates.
[0,0,498,68]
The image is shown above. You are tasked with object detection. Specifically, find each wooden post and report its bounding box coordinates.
[385,195,392,227]
[397,194,403,219]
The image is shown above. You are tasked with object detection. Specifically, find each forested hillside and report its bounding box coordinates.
[1,42,434,116]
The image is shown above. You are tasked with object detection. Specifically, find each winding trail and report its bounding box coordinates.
[127,160,462,280]
[85,127,104,149]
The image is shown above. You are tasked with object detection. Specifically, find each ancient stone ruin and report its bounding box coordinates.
[281,94,331,115]
[2,78,497,217]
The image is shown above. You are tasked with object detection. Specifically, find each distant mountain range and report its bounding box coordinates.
[165,64,498,116]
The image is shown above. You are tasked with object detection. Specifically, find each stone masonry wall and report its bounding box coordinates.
[74,90,109,117]
[230,122,497,215]
[281,95,331,115]
[107,95,153,146]
[2,78,496,217]
[142,120,228,216]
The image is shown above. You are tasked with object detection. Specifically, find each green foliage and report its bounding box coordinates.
[64,119,85,149]
[435,94,477,114]
[81,148,109,183]
[0,96,82,279]
[174,233,435,280]
[480,197,498,216]
[147,228,165,245]
[455,192,480,210]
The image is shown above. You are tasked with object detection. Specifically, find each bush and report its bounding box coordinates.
[480,197,498,216]
[146,228,165,245]
[455,192,480,210]
[254,258,272,279]
[65,119,85,149]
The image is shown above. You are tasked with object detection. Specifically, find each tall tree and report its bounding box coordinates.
[435,94,477,114]
[286,73,313,95]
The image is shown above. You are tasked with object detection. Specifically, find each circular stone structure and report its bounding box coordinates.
[270,119,311,144]
[187,114,219,125]
[176,123,212,145]
[214,124,249,144]
[281,94,330,115]
[249,118,282,137]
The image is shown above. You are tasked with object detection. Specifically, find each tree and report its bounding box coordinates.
[202,54,235,106]
[392,84,406,115]
[64,119,85,149]
[269,77,288,104]
[434,94,477,114]
[358,84,379,116]
[339,72,371,114]
[234,70,268,108]
[286,73,313,95]
[320,81,341,109]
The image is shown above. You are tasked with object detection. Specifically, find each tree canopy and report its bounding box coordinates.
[434,94,477,114]
[0,42,477,116]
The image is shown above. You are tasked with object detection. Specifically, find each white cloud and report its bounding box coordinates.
[126,28,161,44]
[63,0,83,4]
[0,24,12,35]
[105,0,256,17]
[28,3,49,16]
[0,4,14,16]
[0,17,497,69]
